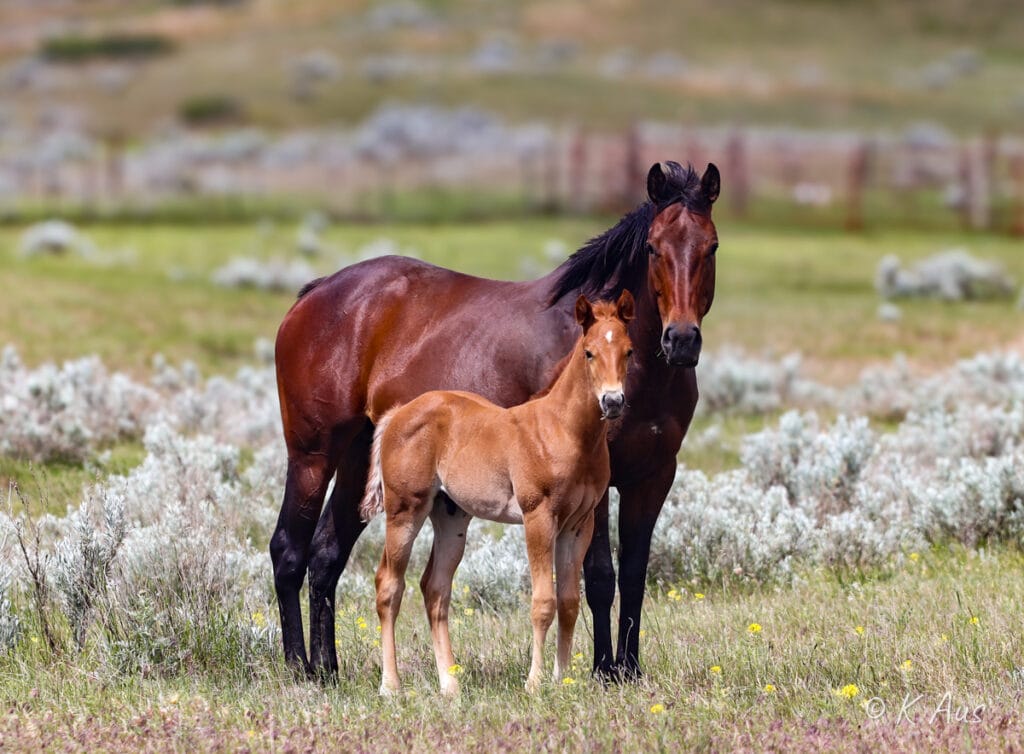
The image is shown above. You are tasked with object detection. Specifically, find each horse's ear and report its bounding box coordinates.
[574,294,595,330]
[647,161,675,204]
[701,163,720,204]
[615,289,635,324]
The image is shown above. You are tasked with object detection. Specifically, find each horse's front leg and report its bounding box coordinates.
[614,464,676,679]
[554,510,595,681]
[523,507,557,693]
[582,491,616,678]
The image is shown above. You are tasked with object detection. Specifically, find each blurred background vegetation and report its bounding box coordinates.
[0,0,1020,229]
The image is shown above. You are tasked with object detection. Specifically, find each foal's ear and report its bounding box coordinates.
[574,294,596,330]
[701,163,720,204]
[615,289,635,324]
[647,161,679,204]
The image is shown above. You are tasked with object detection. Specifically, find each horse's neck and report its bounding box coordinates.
[535,341,604,446]
[631,284,666,358]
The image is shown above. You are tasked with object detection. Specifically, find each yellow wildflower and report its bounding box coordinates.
[909,552,920,562]
[650,703,665,714]
[694,593,705,601]
[574,652,584,661]
[901,660,912,671]
[748,623,762,635]
[448,664,463,676]
[464,607,475,617]
[854,625,865,635]
[667,589,681,602]
[562,677,576,686]
[764,684,776,693]
[836,684,859,699]
[710,665,722,674]
[969,616,979,625]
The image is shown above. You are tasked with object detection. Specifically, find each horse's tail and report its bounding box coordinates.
[360,406,400,522]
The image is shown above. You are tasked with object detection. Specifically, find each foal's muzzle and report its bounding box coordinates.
[600,391,625,419]
[662,323,702,367]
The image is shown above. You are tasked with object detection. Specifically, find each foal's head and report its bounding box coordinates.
[574,290,635,420]
[646,161,720,367]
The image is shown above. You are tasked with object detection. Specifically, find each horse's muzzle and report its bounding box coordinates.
[662,323,702,367]
[600,391,625,419]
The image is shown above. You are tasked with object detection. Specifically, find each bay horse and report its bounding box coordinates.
[362,292,634,695]
[272,160,719,680]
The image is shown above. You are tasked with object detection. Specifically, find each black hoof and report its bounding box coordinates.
[614,661,644,683]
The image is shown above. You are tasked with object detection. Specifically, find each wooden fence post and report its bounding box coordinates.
[725,131,749,218]
[845,140,871,231]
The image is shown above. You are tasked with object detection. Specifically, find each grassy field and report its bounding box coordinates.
[4,217,1024,751]
[2,546,1023,751]
[2,218,1022,377]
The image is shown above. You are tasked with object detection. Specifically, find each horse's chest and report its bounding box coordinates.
[609,416,685,483]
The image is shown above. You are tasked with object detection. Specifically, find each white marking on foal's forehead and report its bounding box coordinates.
[605,330,613,343]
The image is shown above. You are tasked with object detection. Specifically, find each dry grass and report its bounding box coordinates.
[2,545,1023,751]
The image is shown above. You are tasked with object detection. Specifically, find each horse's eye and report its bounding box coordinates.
[626,348,633,358]
[708,242,719,257]
[584,350,594,360]
[647,243,659,257]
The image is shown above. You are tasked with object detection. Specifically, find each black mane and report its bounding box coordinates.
[548,162,706,305]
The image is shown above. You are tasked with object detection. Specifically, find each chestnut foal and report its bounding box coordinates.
[360,291,634,695]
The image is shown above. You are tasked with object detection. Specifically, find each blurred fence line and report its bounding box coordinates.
[1,116,1022,232]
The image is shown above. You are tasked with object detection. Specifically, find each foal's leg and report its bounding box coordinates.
[421,497,471,696]
[554,510,595,682]
[376,494,431,696]
[523,508,557,693]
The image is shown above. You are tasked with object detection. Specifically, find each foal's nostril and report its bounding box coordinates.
[601,392,625,416]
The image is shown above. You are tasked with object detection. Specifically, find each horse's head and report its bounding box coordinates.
[645,161,719,367]
[575,290,635,420]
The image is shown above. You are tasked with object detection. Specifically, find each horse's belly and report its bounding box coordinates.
[441,481,523,524]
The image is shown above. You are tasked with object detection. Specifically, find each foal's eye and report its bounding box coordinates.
[708,242,719,257]
[626,348,633,358]
[584,350,594,360]
[647,243,659,257]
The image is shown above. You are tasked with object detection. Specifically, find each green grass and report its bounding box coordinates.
[3,545,1023,750]
[4,218,1024,748]
[3,219,1022,379]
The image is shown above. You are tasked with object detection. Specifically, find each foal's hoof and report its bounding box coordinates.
[379,680,402,697]
[440,677,461,697]
[524,675,542,694]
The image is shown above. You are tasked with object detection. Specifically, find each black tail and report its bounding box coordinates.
[297,277,325,299]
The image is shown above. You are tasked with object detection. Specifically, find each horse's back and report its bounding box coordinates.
[276,255,573,442]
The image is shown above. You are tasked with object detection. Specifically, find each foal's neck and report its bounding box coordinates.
[539,338,605,446]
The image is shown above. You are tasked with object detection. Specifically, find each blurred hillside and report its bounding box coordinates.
[2,0,1022,136]
[1,0,1022,228]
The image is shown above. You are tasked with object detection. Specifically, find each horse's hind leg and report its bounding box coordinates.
[308,422,374,679]
[421,496,471,696]
[554,511,595,682]
[376,490,431,696]
[270,450,336,674]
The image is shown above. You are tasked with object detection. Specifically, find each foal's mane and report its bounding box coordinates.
[547,162,707,306]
